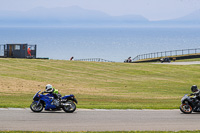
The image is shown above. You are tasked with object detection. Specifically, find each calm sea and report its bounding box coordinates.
[0,27,200,62]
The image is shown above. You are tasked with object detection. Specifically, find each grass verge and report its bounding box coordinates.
[0,58,199,109]
[175,58,200,62]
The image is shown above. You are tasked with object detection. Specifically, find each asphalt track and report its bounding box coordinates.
[1,108,200,132]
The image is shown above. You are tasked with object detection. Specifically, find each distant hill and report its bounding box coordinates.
[0,6,149,27]
[0,6,200,27]
[153,9,200,27]
[173,9,200,22]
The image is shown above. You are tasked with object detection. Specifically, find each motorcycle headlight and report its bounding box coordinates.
[181,95,188,103]
[181,97,185,103]
[33,94,37,99]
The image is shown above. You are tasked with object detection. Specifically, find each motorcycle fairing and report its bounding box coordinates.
[34,93,57,110]
[62,94,74,99]
[61,94,78,104]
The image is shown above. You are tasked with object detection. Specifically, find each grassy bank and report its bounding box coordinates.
[175,58,200,62]
[0,58,199,109]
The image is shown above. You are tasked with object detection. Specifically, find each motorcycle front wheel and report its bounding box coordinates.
[63,101,76,113]
[30,102,43,112]
[180,103,193,114]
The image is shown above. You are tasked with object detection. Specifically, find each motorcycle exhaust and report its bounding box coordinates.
[61,103,70,106]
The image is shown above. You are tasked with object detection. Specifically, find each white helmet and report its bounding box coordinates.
[45,84,53,91]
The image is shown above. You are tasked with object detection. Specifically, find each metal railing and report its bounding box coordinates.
[75,58,114,62]
[132,48,200,61]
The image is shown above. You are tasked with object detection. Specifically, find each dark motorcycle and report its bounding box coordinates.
[180,93,200,114]
[30,90,78,113]
[160,57,171,63]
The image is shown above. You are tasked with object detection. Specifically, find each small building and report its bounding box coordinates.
[0,44,36,58]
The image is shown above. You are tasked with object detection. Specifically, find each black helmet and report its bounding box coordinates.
[191,85,198,93]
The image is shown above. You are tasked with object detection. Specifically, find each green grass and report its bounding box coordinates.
[0,58,199,109]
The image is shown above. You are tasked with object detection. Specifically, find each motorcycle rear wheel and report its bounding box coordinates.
[180,103,193,114]
[62,101,76,113]
[30,102,43,112]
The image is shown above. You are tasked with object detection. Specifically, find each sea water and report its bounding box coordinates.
[0,27,200,62]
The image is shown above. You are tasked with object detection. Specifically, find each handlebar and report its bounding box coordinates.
[189,93,195,96]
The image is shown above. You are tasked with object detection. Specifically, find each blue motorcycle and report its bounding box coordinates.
[30,90,78,113]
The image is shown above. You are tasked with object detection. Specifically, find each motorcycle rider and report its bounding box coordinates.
[42,84,61,100]
[191,85,199,94]
[191,85,200,100]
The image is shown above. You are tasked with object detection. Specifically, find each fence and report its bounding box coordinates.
[75,58,114,62]
[132,48,200,61]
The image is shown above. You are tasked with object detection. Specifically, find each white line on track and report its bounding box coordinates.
[0,108,179,111]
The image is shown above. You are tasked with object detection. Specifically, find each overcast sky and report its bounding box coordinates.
[0,0,200,20]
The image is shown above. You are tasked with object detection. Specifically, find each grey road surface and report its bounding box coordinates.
[0,108,200,131]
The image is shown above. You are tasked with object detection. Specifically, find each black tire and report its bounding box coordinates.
[62,101,76,113]
[30,102,43,112]
[180,104,193,114]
